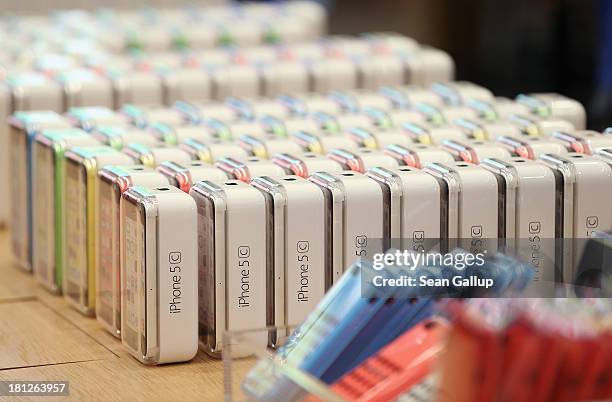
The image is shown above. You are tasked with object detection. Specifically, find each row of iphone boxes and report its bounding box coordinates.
[2,81,590,245]
[24,145,612,365]
[0,1,327,53]
[1,34,450,105]
[0,83,592,225]
[0,85,588,158]
[0,39,453,226]
[9,129,612,365]
[2,33,420,75]
[12,100,609,159]
[5,33,430,80]
[14,107,612,279]
[2,85,595,231]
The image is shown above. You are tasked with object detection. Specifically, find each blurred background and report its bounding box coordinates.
[3,0,611,130]
[328,0,611,131]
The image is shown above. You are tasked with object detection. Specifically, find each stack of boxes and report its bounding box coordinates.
[3,2,611,365]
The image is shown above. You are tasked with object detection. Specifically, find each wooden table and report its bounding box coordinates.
[0,230,252,401]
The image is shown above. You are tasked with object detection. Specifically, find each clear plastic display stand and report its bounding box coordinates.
[222,327,348,402]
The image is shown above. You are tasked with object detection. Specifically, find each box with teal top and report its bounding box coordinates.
[92,126,162,150]
[120,104,187,129]
[8,111,72,272]
[67,106,130,132]
[32,128,100,293]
